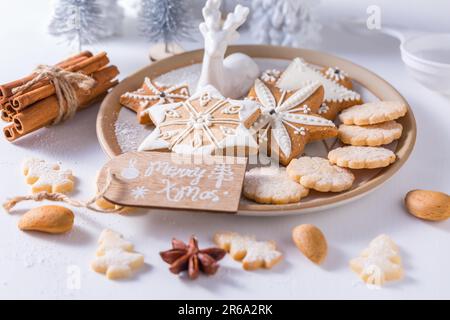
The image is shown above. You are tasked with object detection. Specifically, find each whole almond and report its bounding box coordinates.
[292,224,328,265]
[405,190,450,221]
[19,205,74,234]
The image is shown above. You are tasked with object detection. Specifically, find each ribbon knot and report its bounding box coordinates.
[12,65,96,125]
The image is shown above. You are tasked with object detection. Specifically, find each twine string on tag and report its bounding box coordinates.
[3,171,124,214]
[12,65,96,125]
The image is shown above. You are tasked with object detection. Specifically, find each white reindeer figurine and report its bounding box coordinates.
[197,0,260,99]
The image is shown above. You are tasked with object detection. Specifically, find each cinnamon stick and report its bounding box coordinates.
[1,102,15,122]
[0,51,93,101]
[14,67,119,135]
[11,52,110,111]
[3,124,24,142]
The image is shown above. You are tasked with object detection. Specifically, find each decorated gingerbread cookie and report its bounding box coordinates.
[120,77,190,125]
[23,158,74,194]
[339,101,407,126]
[328,146,396,169]
[247,79,337,166]
[138,85,260,155]
[260,69,282,84]
[338,121,403,146]
[277,58,362,120]
[287,156,355,192]
[214,232,283,270]
[243,167,309,204]
[321,66,354,90]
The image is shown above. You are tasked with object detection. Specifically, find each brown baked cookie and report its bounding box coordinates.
[247,78,337,166]
[321,66,354,90]
[120,77,190,125]
[277,58,363,121]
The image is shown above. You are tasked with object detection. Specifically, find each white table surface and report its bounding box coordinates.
[0,1,449,300]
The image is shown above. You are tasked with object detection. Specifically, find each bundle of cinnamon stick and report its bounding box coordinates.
[0,51,119,141]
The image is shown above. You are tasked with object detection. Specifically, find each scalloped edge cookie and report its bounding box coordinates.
[339,101,407,125]
[287,157,355,192]
[338,121,403,146]
[328,146,396,169]
[243,167,309,204]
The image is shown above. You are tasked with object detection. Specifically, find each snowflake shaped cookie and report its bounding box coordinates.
[214,232,283,270]
[138,85,261,155]
[350,234,404,287]
[120,77,190,125]
[277,58,362,120]
[23,158,74,194]
[91,229,144,280]
[248,78,337,166]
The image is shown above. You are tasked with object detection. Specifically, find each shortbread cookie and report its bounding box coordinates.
[339,101,407,125]
[243,167,309,204]
[120,77,190,125]
[138,85,260,156]
[328,146,396,169]
[350,234,404,286]
[287,157,355,192]
[248,78,337,166]
[214,232,283,270]
[338,121,403,146]
[322,66,353,90]
[277,58,362,120]
[91,229,144,280]
[23,158,74,194]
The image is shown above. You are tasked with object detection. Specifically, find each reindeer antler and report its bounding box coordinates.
[201,0,222,32]
[223,5,250,32]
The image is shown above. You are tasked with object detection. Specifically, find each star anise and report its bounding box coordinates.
[160,236,226,280]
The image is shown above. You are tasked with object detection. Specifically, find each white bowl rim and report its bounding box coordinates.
[400,33,450,69]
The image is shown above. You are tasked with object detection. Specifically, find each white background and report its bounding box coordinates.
[0,0,449,300]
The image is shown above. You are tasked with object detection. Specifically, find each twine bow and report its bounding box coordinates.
[3,171,124,214]
[12,65,96,125]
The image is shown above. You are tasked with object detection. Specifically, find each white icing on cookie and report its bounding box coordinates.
[277,58,360,103]
[23,158,74,194]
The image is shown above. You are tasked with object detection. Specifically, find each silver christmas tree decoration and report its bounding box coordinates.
[250,0,321,47]
[49,0,123,51]
[139,0,194,54]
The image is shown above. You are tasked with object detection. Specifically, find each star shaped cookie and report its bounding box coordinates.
[120,77,190,125]
[247,78,337,166]
[322,66,354,90]
[277,58,362,120]
[138,85,261,155]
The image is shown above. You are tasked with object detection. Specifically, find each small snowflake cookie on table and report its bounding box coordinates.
[247,78,337,166]
[214,232,283,270]
[287,156,355,192]
[23,158,74,194]
[120,77,190,125]
[350,234,404,287]
[138,85,261,156]
[243,167,309,204]
[277,58,362,121]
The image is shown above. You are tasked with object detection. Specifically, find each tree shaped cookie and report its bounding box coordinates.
[91,229,144,280]
[138,85,261,155]
[247,78,337,166]
[214,232,283,270]
[350,234,404,286]
[120,77,190,125]
[277,58,362,120]
[23,158,74,194]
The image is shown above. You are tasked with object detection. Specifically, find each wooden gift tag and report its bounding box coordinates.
[97,152,248,213]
